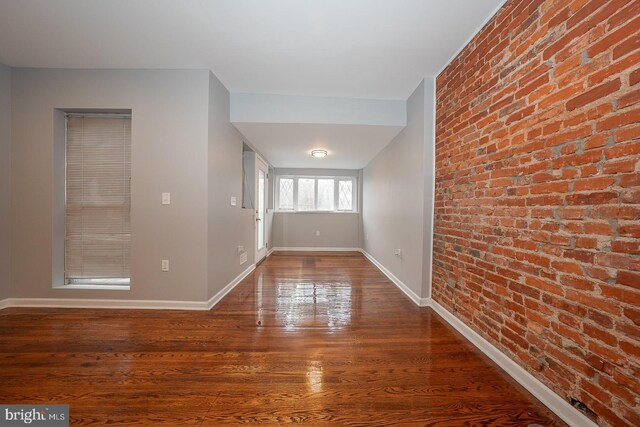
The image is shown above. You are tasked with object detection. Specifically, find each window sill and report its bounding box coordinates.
[54,284,131,291]
[274,210,359,214]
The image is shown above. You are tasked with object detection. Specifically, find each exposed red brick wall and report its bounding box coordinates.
[433,1,640,426]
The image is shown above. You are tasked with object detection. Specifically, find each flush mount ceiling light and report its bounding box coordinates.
[311,149,328,158]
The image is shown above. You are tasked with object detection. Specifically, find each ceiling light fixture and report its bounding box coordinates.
[311,149,328,158]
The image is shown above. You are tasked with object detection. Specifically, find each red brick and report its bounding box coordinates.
[631,68,640,86]
[619,224,640,238]
[617,271,640,289]
[597,107,640,131]
[573,176,615,191]
[602,158,637,174]
[613,126,640,143]
[619,172,640,188]
[587,15,640,59]
[613,33,640,60]
[618,88,640,109]
[433,3,640,426]
[566,79,621,111]
[566,191,617,205]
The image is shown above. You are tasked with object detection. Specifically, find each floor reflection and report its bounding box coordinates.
[306,360,323,394]
[275,280,352,331]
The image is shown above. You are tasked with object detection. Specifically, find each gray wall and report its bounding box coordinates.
[11,69,210,301]
[207,71,255,299]
[362,78,435,299]
[271,168,361,249]
[421,79,436,298]
[272,213,360,248]
[0,64,10,300]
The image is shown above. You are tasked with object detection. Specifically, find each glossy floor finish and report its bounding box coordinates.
[0,252,564,425]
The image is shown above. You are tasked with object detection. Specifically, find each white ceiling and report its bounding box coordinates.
[234,123,404,169]
[230,93,406,168]
[0,0,505,169]
[0,0,505,100]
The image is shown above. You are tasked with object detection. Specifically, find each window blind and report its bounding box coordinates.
[65,115,131,283]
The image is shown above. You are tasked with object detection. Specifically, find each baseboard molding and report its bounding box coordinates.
[0,250,602,426]
[358,250,594,427]
[206,264,255,310]
[360,249,429,307]
[2,297,209,310]
[272,247,361,252]
[266,248,275,257]
[0,265,257,312]
[429,299,598,427]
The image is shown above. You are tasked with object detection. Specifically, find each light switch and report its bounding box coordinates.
[231,196,237,207]
[162,192,171,205]
[161,259,169,271]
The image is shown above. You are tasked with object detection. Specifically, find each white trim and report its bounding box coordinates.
[0,265,257,311]
[275,175,358,213]
[53,284,130,291]
[434,0,508,78]
[206,264,256,310]
[272,247,361,252]
[360,250,597,426]
[266,248,275,257]
[429,300,598,427]
[360,249,429,307]
[2,297,208,311]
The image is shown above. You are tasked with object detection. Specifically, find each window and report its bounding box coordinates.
[279,178,294,210]
[65,114,131,286]
[276,176,357,212]
[338,180,353,211]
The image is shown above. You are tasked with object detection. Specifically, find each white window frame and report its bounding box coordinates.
[275,175,357,213]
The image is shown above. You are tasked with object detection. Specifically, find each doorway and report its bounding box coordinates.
[255,156,269,264]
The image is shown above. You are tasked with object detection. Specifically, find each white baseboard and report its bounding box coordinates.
[207,264,255,310]
[272,247,362,252]
[429,300,597,427]
[359,249,595,427]
[360,249,429,307]
[2,297,209,310]
[0,265,257,312]
[0,250,602,426]
[266,248,275,257]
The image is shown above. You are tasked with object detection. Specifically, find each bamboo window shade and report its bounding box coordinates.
[65,115,131,283]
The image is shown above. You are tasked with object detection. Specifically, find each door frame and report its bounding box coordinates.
[254,155,269,264]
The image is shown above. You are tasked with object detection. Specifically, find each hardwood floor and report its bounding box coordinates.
[0,251,564,425]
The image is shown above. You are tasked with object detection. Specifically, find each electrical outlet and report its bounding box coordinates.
[161,259,170,271]
[237,245,245,254]
[230,196,237,207]
[394,249,402,258]
[316,230,320,236]
[240,252,247,265]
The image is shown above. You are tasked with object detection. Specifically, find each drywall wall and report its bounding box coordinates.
[271,168,361,248]
[11,69,210,302]
[362,79,436,299]
[207,71,256,299]
[230,93,406,126]
[0,64,10,301]
[271,213,360,248]
[433,1,640,426]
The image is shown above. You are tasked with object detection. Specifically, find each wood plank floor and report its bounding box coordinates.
[0,252,564,425]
